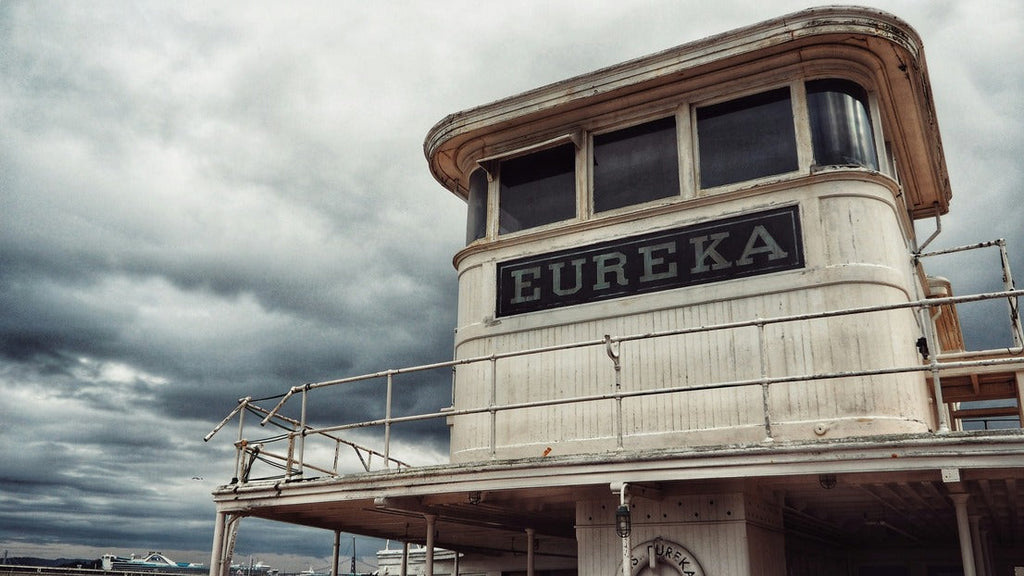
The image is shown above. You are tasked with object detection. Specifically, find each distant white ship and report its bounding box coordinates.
[230,559,277,576]
[101,552,206,574]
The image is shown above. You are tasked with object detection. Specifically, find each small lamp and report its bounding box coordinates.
[615,504,632,538]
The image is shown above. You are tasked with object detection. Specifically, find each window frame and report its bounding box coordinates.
[587,107,689,217]
[480,133,583,239]
[468,76,885,243]
[691,81,809,193]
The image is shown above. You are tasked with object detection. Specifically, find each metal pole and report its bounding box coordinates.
[489,356,497,459]
[384,371,394,469]
[757,318,772,441]
[285,433,295,481]
[950,493,976,576]
[999,240,1023,347]
[234,405,246,484]
[298,386,308,477]
[400,542,408,576]
[526,528,535,576]
[605,336,623,450]
[209,512,226,576]
[969,515,986,576]
[921,305,951,433]
[424,515,436,576]
[331,531,340,576]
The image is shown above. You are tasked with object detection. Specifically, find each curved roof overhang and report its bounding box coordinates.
[423,5,951,219]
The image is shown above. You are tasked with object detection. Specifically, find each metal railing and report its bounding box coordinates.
[206,241,1024,484]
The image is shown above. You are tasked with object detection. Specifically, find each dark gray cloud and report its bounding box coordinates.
[1,0,1021,570]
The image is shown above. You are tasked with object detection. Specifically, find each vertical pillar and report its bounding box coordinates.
[949,493,976,576]
[424,514,437,576]
[209,512,226,576]
[981,526,995,576]
[298,388,308,476]
[400,542,409,576]
[969,516,986,576]
[351,536,357,576]
[331,531,340,576]
[526,528,535,576]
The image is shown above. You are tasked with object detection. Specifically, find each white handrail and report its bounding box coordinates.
[206,239,1024,483]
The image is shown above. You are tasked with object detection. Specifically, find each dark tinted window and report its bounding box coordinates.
[697,87,798,188]
[466,168,488,244]
[807,79,879,169]
[593,116,679,212]
[499,143,576,234]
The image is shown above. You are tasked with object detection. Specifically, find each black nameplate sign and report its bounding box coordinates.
[496,205,803,317]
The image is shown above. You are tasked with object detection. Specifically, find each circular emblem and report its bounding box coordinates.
[616,538,706,576]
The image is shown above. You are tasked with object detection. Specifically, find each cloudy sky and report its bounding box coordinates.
[1,0,1022,571]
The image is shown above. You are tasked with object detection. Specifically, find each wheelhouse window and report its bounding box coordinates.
[696,87,798,189]
[466,168,488,244]
[807,79,879,170]
[498,143,575,234]
[476,79,883,239]
[593,116,679,213]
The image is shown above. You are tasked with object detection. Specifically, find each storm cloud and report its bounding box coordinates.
[1,0,1021,570]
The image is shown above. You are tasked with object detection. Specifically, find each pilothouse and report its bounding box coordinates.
[207,7,1024,576]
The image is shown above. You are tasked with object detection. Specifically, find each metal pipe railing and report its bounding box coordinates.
[250,288,1024,429]
[207,252,1024,483]
[917,238,1023,349]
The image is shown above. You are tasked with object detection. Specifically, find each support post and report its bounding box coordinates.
[526,528,535,576]
[385,371,394,468]
[949,493,977,576]
[998,240,1022,348]
[298,386,308,477]
[921,306,951,432]
[424,514,437,576]
[969,515,986,576]
[400,542,409,576]
[757,318,773,441]
[209,512,226,576]
[605,336,623,450]
[489,356,497,459]
[331,531,340,576]
[234,406,246,483]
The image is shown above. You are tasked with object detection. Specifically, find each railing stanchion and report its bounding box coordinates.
[998,240,1023,347]
[285,432,296,481]
[489,355,498,459]
[920,303,951,433]
[757,318,773,442]
[297,385,308,477]
[333,439,342,475]
[385,371,394,469]
[235,402,246,483]
[605,335,623,450]
[203,250,1024,478]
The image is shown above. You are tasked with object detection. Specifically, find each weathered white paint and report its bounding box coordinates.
[450,176,933,462]
[577,490,784,576]
[206,8,1020,576]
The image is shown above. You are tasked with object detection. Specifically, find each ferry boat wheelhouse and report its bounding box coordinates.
[206,7,1024,576]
